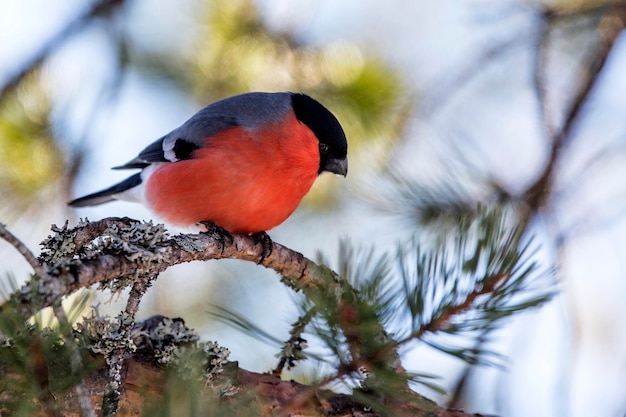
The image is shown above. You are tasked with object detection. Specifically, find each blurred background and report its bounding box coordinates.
[1,0,626,416]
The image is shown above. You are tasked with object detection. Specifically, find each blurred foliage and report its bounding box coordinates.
[0,74,65,219]
[0,289,97,416]
[194,0,405,142]
[128,0,408,206]
[192,0,408,205]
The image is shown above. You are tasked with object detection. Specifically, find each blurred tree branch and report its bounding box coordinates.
[0,0,126,99]
[524,2,626,210]
[448,2,626,408]
[0,0,130,219]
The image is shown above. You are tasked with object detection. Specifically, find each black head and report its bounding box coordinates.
[291,93,348,176]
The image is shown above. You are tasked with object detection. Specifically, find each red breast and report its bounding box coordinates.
[145,110,320,234]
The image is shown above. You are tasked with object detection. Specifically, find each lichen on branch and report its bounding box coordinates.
[4,217,329,317]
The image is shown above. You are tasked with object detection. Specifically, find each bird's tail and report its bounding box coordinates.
[68,173,142,207]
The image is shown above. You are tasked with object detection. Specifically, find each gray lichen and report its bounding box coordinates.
[39,221,82,278]
[131,315,230,383]
[12,218,176,319]
[93,222,171,292]
[75,311,231,387]
[132,315,200,364]
[39,220,77,264]
[74,309,136,356]
[83,221,170,262]
[203,340,231,381]
[172,234,209,254]
[41,218,170,265]
[39,219,173,294]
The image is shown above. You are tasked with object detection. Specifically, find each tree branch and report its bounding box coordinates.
[449,4,626,408]
[51,314,483,417]
[3,217,331,318]
[524,4,626,209]
[0,223,49,279]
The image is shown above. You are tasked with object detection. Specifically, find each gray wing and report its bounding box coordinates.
[113,92,293,170]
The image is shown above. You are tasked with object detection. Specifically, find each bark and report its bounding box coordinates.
[55,334,485,417]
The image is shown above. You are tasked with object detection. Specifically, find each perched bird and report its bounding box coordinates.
[68,92,348,235]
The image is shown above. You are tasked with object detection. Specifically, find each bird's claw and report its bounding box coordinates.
[200,221,233,254]
[251,231,273,264]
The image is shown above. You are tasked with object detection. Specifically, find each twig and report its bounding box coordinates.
[524,4,626,208]
[272,306,316,377]
[0,223,48,279]
[532,9,556,139]
[393,273,508,350]
[559,12,625,143]
[103,276,154,416]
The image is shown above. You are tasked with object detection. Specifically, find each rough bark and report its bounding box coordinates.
[55,341,485,417]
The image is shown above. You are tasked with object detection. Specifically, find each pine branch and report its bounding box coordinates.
[417,273,507,337]
[0,211,551,416]
[272,307,315,377]
[449,4,626,406]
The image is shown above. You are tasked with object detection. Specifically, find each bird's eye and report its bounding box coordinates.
[319,143,329,154]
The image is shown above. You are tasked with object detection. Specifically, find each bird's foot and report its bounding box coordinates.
[200,221,233,254]
[251,231,273,264]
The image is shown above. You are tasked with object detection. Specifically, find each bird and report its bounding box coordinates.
[68,92,348,235]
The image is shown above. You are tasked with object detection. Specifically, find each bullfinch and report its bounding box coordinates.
[68,92,348,234]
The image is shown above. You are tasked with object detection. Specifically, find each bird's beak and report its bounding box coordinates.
[324,157,348,177]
